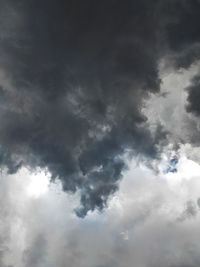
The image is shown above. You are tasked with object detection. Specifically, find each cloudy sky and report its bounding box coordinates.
[1,0,200,266]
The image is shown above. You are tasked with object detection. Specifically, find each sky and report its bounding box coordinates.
[1,0,200,266]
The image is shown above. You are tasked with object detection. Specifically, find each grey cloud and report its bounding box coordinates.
[1,1,200,266]
[197,198,200,208]
[0,0,164,216]
[180,73,200,146]
[177,200,198,222]
[23,235,47,267]
[163,0,200,68]
[1,163,200,267]
[161,0,200,149]
[0,0,200,216]
[186,75,200,116]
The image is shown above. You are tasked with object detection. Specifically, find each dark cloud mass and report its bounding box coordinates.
[162,0,200,68]
[186,75,200,116]
[0,0,200,216]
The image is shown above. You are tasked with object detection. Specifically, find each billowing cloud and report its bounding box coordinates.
[0,0,165,216]
[1,1,200,266]
[0,0,200,218]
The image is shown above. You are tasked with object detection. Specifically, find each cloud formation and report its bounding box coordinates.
[0,0,200,216]
[1,158,200,267]
[1,1,200,266]
[0,0,164,216]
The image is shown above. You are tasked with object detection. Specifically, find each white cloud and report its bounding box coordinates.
[1,149,200,267]
[26,169,50,198]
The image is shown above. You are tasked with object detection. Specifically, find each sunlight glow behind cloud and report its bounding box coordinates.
[26,170,50,198]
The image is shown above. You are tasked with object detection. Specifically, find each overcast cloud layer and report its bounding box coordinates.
[1,0,200,266]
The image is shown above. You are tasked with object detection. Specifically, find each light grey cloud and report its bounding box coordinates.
[0,159,200,267]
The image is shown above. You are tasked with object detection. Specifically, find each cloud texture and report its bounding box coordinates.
[0,0,200,217]
[1,158,200,267]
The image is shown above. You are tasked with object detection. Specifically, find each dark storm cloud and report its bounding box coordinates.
[180,70,200,160]
[182,73,200,146]
[0,0,165,216]
[163,0,200,68]
[186,75,200,116]
[0,0,200,216]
